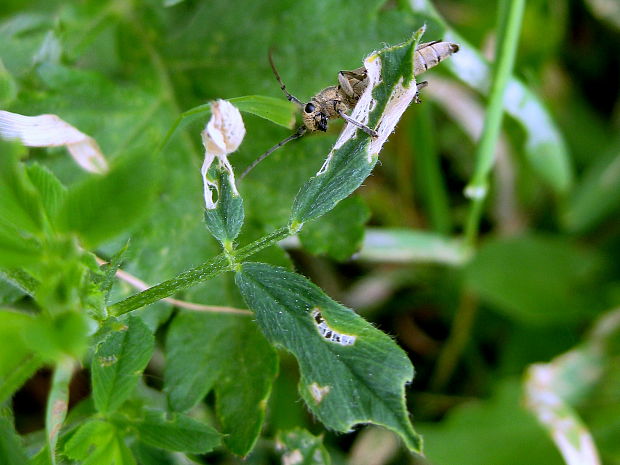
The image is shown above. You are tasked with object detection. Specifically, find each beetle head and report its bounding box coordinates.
[302,101,328,132]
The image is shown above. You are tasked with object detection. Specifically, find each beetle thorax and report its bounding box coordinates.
[302,86,351,132]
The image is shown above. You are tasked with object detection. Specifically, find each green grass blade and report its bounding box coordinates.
[463,0,526,245]
[406,0,572,195]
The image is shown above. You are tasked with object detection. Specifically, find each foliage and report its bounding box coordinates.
[1,0,620,464]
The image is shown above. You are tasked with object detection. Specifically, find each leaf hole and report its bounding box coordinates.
[312,308,356,346]
[309,382,330,403]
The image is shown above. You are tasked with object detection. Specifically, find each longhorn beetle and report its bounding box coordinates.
[240,40,459,179]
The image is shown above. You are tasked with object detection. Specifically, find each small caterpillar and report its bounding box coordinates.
[312,309,356,346]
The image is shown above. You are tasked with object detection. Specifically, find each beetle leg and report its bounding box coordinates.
[414,80,428,103]
[337,110,378,137]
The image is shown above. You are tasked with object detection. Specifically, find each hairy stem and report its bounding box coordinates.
[46,357,75,465]
[108,226,291,316]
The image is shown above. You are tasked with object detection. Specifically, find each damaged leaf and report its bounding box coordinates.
[290,27,428,226]
[235,262,421,452]
[276,428,331,465]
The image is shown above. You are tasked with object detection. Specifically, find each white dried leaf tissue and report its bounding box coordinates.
[200,99,245,209]
[0,110,108,174]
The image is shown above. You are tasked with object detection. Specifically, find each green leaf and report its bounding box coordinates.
[133,409,221,454]
[26,163,67,224]
[290,28,426,225]
[299,196,369,262]
[0,277,25,305]
[204,164,245,248]
[64,420,107,459]
[276,428,331,465]
[0,220,41,268]
[64,419,136,465]
[57,150,158,248]
[29,446,52,465]
[268,362,309,433]
[406,0,573,194]
[0,309,36,374]
[419,381,563,465]
[165,311,278,455]
[0,140,45,234]
[464,234,604,325]
[563,144,620,233]
[230,95,297,129]
[92,316,154,413]
[160,95,297,152]
[130,442,175,465]
[0,350,41,405]
[0,59,18,107]
[235,262,421,452]
[0,269,37,297]
[27,62,167,159]
[0,417,29,465]
[27,311,89,361]
[289,123,374,227]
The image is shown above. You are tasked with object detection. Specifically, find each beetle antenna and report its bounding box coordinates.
[240,126,307,179]
[269,49,304,106]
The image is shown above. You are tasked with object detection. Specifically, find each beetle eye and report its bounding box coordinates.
[304,103,315,113]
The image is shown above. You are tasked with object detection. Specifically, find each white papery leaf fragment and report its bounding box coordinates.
[200,99,245,209]
[522,310,620,465]
[0,110,108,174]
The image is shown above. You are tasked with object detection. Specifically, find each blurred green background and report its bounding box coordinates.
[1,0,620,464]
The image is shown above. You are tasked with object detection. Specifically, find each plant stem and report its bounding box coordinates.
[46,357,75,465]
[108,226,291,316]
[109,253,231,316]
[233,226,291,262]
[463,0,526,246]
[430,292,478,391]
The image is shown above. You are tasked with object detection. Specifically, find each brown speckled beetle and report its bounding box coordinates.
[241,40,459,179]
